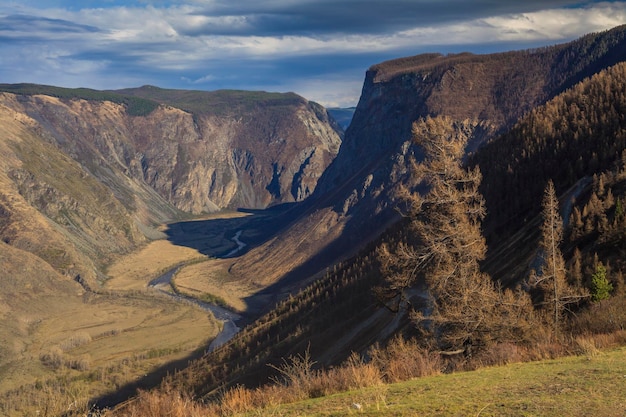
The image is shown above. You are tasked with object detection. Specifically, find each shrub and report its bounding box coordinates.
[106,389,210,417]
[220,385,254,415]
[369,336,442,383]
[40,347,65,370]
[61,332,93,351]
[571,294,626,334]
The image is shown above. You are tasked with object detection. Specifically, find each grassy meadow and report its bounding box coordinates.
[268,346,626,417]
[0,211,257,415]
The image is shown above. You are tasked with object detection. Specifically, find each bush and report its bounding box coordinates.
[40,347,65,370]
[369,336,442,383]
[571,294,626,334]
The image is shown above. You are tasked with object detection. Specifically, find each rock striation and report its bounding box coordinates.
[0,87,342,282]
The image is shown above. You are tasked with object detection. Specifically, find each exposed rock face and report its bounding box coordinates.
[229,25,626,288]
[0,88,342,283]
[2,90,341,214]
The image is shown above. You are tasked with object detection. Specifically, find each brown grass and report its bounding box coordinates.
[103,329,626,417]
[106,388,209,417]
[369,336,442,382]
[0,289,219,410]
[173,259,256,312]
[104,239,206,291]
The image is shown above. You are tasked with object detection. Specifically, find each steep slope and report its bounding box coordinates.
[473,61,626,285]
[317,24,626,215]
[114,86,343,209]
[154,36,626,405]
[0,98,143,282]
[220,25,626,295]
[0,87,342,214]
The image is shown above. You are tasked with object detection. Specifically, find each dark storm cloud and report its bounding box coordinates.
[180,0,585,36]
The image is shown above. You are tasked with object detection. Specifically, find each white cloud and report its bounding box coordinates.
[396,2,626,47]
[1,1,625,106]
[5,2,626,63]
[297,80,363,108]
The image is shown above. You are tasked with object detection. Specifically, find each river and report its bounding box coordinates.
[225,230,246,257]
[148,268,242,352]
[147,229,249,351]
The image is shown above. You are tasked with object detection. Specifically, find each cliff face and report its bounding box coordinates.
[3,89,341,214]
[228,25,626,289]
[0,88,341,283]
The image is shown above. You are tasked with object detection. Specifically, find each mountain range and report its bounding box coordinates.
[1,24,626,416]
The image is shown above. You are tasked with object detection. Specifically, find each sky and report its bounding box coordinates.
[1,1,625,107]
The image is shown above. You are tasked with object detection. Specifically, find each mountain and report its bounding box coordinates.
[1,85,342,212]
[0,86,343,402]
[4,25,626,414]
[327,107,356,130]
[219,25,626,300]
[150,25,626,403]
[0,86,342,275]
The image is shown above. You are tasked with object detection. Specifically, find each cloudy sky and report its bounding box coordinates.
[1,1,625,107]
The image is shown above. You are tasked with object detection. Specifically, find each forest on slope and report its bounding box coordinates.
[98,31,626,416]
[3,26,626,417]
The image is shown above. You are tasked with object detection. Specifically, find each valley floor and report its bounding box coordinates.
[0,210,262,413]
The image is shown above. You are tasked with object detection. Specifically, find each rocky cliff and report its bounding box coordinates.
[1,87,342,213]
[227,25,626,290]
[0,87,342,283]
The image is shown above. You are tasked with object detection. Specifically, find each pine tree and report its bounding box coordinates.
[590,262,612,302]
[531,180,587,338]
[381,116,534,352]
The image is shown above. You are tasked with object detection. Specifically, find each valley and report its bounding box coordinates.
[0,207,288,412]
[2,24,626,417]
[0,84,344,414]
[0,252,219,400]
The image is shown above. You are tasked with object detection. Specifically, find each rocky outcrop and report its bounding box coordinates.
[0,87,342,284]
[228,25,626,288]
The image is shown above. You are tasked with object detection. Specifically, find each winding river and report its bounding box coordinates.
[149,269,242,352]
[148,231,247,352]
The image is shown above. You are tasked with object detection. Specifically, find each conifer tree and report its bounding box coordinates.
[380,116,534,352]
[590,263,612,302]
[531,180,587,338]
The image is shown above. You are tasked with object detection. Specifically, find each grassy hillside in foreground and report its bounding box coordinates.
[268,346,626,417]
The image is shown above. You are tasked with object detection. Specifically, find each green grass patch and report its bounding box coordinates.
[271,347,626,416]
[0,83,159,116]
[195,292,228,308]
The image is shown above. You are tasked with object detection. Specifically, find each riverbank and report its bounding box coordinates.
[149,265,243,351]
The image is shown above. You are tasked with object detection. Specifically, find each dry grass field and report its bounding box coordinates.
[104,239,207,291]
[0,213,257,412]
[172,259,259,312]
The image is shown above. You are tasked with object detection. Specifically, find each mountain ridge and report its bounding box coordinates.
[221,24,626,298]
[151,27,626,405]
[4,25,626,415]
